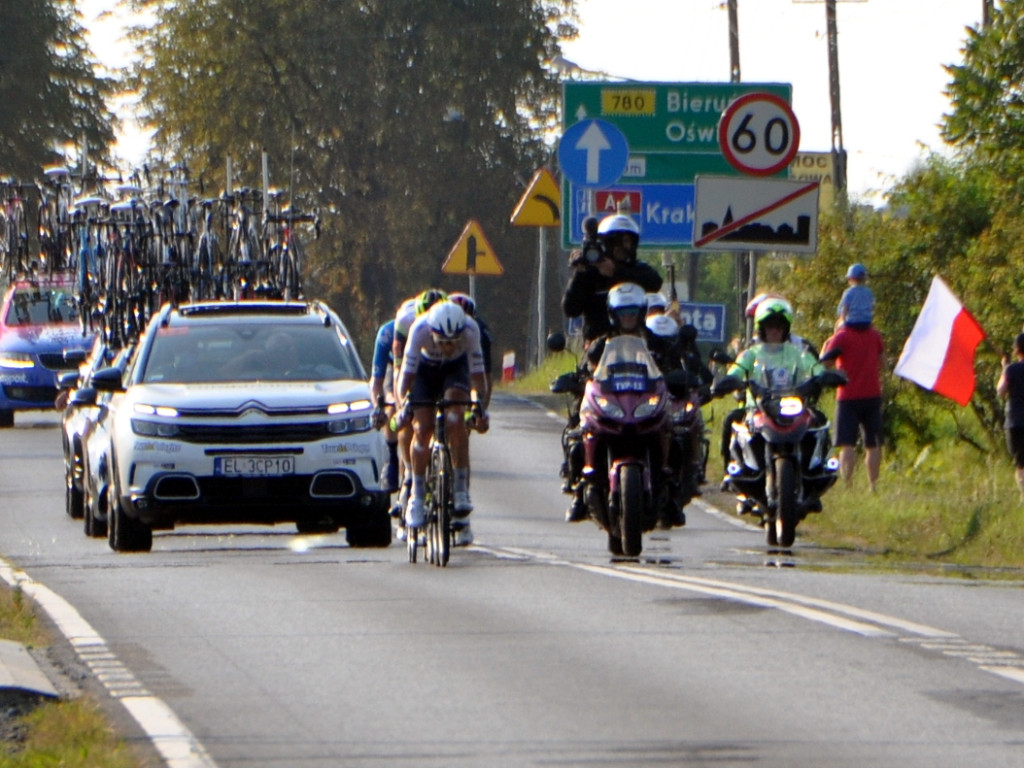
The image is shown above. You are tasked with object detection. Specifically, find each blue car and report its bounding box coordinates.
[0,277,96,427]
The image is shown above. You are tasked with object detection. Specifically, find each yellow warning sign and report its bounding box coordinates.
[510,168,560,227]
[442,220,504,276]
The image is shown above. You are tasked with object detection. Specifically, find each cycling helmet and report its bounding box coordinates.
[645,293,668,314]
[427,300,466,339]
[448,292,475,317]
[607,282,647,331]
[597,212,640,260]
[645,313,679,339]
[846,262,867,280]
[416,288,448,316]
[754,296,793,339]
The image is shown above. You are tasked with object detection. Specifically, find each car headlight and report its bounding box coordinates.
[131,403,181,437]
[327,399,373,434]
[0,352,35,370]
[634,393,664,420]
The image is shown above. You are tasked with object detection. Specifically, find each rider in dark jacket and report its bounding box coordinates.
[562,211,663,344]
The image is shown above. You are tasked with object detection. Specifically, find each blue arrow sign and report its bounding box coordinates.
[558,119,629,189]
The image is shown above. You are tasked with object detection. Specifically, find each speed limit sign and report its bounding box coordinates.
[718,92,800,176]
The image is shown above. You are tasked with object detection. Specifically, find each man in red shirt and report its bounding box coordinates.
[822,324,887,491]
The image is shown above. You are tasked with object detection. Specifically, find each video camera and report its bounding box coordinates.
[570,216,605,267]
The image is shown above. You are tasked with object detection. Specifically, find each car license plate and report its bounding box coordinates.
[215,456,296,477]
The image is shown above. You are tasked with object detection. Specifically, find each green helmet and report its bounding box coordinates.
[416,288,448,316]
[754,297,793,337]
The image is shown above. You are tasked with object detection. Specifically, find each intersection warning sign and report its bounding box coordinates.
[442,220,504,276]
[510,168,561,227]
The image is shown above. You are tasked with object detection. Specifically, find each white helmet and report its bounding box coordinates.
[597,213,640,238]
[645,293,668,313]
[646,314,679,339]
[607,282,647,330]
[427,300,466,339]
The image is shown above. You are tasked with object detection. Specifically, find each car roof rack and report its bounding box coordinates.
[175,301,311,318]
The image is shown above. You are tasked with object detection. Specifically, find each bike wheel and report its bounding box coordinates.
[429,445,452,567]
[619,464,644,557]
[772,456,798,548]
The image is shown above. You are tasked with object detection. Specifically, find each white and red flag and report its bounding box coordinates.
[895,276,986,406]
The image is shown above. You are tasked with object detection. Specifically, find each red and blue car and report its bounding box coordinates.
[0,277,96,427]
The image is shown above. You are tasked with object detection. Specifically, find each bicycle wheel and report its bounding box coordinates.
[430,444,452,567]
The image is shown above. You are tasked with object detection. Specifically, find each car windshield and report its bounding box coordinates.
[4,287,79,326]
[141,322,363,383]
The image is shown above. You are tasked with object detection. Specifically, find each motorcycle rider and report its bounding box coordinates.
[397,300,489,547]
[560,210,662,516]
[717,297,825,484]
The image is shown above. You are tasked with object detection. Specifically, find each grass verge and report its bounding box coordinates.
[0,585,146,767]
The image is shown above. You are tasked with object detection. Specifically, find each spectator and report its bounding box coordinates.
[838,263,875,329]
[996,333,1024,502]
[821,319,886,492]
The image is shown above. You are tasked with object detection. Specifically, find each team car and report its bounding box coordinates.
[0,277,96,427]
[91,300,392,552]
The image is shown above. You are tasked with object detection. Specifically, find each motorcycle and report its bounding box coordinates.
[661,375,711,518]
[711,352,846,548]
[551,334,685,556]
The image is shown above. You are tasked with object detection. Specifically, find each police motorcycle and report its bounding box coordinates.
[711,347,845,548]
[645,313,711,521]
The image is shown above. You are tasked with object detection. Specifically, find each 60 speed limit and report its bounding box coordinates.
[718,92,800,176]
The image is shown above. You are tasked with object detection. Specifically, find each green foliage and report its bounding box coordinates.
[127,0,575,355]
[0,1,117,177]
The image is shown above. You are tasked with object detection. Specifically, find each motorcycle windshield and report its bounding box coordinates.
[593,335,662,394]
[748,346,812,393]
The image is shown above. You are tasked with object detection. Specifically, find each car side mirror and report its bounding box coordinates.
[57,371,80,391]
[91,366,125,393]
[70,386,98,407]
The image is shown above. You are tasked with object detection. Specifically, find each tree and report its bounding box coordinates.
[0,0,116,178]
[127,0,576,355]
[943,0,1024,174]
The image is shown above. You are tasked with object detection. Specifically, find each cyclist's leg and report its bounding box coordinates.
[406,362,443,527]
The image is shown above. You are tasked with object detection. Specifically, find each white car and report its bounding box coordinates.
[92,300,391,552]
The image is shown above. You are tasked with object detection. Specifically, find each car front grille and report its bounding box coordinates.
[38,353,72,370]
[176,422,329,444]
[3,385,57,404]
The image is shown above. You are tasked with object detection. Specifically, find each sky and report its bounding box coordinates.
[560,0,984,204]
[80,0,984,205]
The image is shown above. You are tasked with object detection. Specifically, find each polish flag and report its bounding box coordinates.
[895,276,986,406]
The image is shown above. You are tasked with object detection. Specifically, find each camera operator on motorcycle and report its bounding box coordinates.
[397,300,489,547]
[559,211,662,517]
[715,297,825,479]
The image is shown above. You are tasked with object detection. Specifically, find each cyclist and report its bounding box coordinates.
[397,300,489,547]
[390,289,447,535]
[369,299,416,495]
[449,292,494,394]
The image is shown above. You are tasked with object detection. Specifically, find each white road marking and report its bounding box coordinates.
[0,559,218,768]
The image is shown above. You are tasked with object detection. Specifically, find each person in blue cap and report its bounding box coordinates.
[838,263,874,330]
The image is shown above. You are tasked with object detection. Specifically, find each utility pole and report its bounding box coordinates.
[825,0,847,194]
[983,0,994,27]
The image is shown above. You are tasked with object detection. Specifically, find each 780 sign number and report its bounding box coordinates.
[718,92,800,176]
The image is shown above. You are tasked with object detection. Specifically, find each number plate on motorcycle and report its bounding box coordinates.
[214,455,296,477]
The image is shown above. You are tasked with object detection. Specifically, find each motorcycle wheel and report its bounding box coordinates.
[772,457,798,547]
[619,464,644,557]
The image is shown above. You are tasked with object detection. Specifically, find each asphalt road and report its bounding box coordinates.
[1,394,1023,767]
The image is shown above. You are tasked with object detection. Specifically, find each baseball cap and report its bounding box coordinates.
[846,263,867,280]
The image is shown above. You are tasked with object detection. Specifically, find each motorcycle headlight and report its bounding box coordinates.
[778,396,804,417]
[594,395,625,419]
[0,352,35,370]
[634,393,664,419]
